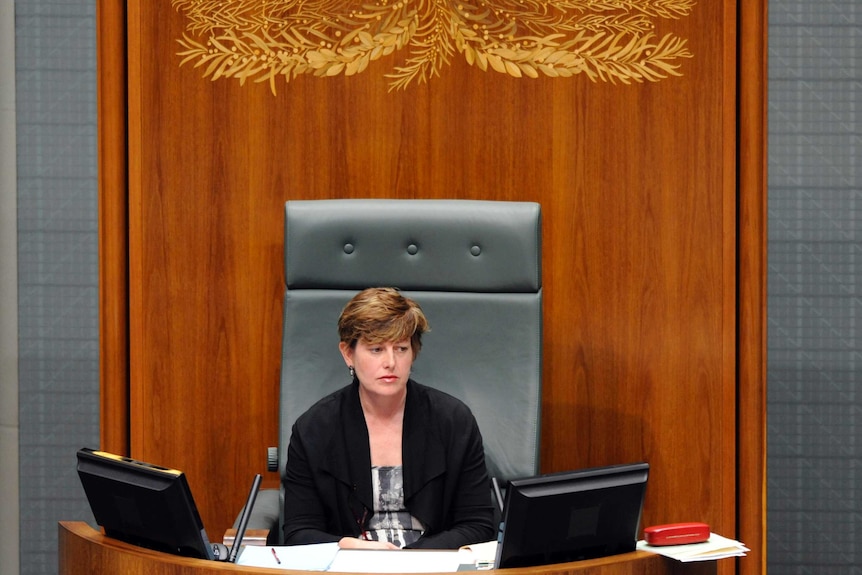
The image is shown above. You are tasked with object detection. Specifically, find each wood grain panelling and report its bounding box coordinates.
[60,521,718,575]
[97,0,129,455]
[736,1,769,573]
[98,1,765,567]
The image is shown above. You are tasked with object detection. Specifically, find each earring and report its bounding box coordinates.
[348,366,355,379]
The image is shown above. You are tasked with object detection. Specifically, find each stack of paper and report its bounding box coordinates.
[328,549,467,572]
[236,543,472,572]
[459,540,498,569]
[236,542,339,570]
[637,533,749,562]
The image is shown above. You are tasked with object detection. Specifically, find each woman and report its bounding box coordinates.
[282,287,495,549]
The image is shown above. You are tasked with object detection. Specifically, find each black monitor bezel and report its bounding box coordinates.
[76,447,215,560]
[495,461,650,569]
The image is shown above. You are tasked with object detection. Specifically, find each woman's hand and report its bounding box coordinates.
[338,537,399,550]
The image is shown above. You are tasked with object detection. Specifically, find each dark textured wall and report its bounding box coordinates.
[767,1,862,573]
[15,2,99,575]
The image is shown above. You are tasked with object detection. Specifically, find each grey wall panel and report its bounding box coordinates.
[1,1,21,574]
[15,2,99,575]
[767,0,861,573]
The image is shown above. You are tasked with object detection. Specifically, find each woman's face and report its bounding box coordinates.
[340,338,414,401]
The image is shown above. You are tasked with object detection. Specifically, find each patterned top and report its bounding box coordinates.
[363,466,425,547]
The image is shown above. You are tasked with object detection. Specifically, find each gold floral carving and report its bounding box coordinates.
[172,0,695,92]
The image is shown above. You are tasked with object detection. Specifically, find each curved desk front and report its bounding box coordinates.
[59,522,716,575]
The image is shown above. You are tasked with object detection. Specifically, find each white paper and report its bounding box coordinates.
[637,533,749,562]
[236,542,340,570]
[327,549,466,573]
[459,540,498,568]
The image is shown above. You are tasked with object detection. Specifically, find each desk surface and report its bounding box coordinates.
[58,522,717,575]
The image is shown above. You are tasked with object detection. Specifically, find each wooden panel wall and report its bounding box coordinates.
[99,0,765,572]
[736,1,769,572]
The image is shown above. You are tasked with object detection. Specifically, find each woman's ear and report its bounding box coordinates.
[338,341,353,366]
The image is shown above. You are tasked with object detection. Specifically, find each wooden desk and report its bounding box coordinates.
[59,522,716,575]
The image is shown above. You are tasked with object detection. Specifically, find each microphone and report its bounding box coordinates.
[491,477,505,514]
[228,473,263,563]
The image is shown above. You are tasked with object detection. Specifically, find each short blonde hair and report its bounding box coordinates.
[338,287,429,357]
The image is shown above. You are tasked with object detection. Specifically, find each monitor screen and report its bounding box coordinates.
[495,462,649,568]
[76,448,216,560]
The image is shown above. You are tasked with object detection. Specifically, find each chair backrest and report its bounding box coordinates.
[278,199,542,517]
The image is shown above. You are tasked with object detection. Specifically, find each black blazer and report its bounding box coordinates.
[282,379,495,549]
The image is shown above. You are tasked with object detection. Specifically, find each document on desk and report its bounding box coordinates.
[637,533,749,562]
[237,544,470,572]
[236,542,339,570]
[459,540,498,569]
[328,549,468,573]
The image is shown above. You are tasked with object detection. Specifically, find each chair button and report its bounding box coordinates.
[471,245,482,256]
[407,244,419,255]
[343,243,355,254]
[266,447,279,472]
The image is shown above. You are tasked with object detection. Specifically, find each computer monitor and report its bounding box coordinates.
[76,448,217,560]
[495,462,650,568]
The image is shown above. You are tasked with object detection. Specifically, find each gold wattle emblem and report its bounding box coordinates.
[173,0,695,93]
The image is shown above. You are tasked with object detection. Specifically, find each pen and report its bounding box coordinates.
[271,547,281,565]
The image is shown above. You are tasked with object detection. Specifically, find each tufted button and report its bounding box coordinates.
[470,245,482,256]
[407,244,419,255]
[343,243,355,254]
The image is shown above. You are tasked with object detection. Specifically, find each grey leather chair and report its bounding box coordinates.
[239,199,542,543]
